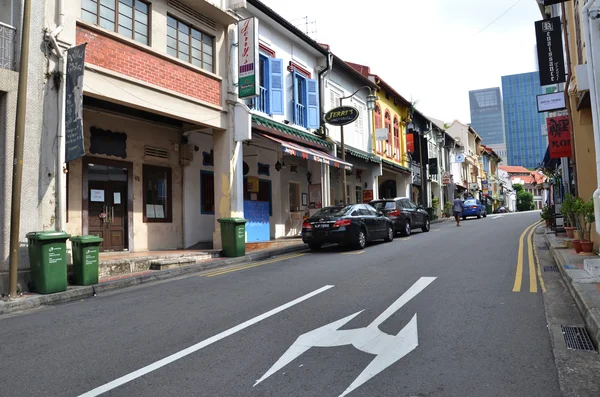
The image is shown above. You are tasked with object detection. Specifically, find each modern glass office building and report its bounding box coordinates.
[501,71,548,168]
[469,87,505,146]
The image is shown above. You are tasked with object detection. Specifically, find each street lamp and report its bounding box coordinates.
[339,86,377,206]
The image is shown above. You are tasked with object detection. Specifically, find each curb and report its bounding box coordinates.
[544,232,600,346]
[0,244,307,316]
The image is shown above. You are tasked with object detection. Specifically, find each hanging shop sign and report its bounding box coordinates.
[406,133,415,153]
[247,176,260,193]
[454,153,465,163]
[482,180,489,196]
[535,17,566,86]
[375,128,388,141]
[362,190,374,203]
[324,106,359,126]
[469,183,479,191]
[441,171,451,186]
[238,17,260,99]
[547,115,572,159]
[65,43,87,163]
[537,91,566,113]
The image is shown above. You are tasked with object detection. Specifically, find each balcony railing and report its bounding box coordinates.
[294,102,305,128]
[250,86,268,113]
[0,22,16,71]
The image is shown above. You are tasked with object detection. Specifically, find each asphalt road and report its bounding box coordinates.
[1,211,561,397]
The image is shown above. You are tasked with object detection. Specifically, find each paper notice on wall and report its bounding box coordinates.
[114,192,121,205]
[146,204,156,218]
[91,189,105,202]
[154,205,165,219]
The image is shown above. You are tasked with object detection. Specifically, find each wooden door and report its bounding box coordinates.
[87,163,128,251]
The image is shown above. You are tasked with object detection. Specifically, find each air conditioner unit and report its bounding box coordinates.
[179,144,194,166]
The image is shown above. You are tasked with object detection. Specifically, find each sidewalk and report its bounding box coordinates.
[544,230,600,346]
[0,238,306,316]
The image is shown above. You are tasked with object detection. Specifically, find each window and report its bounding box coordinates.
[167,15,214,72]
[200,171,214,214]
[355,103,364,136]
[82,0,149,45]
[393,116,400,161]
[293,70,319,129]
[143,165,172,222]
[355,186,362,204]
[375,104,382,154]
[385,111,392,158]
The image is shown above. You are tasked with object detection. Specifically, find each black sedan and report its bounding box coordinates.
[301,204,395,251]
[370,197,430,236]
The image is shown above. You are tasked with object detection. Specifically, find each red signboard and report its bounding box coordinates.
[406,133,414,153]
[547,115,571,159]
[363,190,374,203]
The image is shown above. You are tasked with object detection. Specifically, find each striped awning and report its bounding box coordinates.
[257,133,353,170]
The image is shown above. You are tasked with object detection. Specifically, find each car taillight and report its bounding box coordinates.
[302,221,312,229]
[333,219,352,227]
[388,210,400,216]
[472,206,477,209]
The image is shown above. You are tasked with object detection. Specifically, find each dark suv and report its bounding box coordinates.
[370,197,430,236]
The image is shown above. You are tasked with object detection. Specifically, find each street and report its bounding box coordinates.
[1,212,562,397]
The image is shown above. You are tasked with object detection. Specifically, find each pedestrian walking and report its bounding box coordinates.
[453,195,464,227]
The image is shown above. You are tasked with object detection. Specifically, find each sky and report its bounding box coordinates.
[260,0,543,125]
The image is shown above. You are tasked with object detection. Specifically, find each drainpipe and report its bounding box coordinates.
[317,52,332,206]
[46,0,66,232]
[582,0,600,233]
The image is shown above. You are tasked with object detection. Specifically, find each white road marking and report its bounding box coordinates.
[490,215,505,220]
[77,285,335,397]
[255,277,436,397]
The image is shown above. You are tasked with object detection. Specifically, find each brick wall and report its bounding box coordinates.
[77,25,221,106]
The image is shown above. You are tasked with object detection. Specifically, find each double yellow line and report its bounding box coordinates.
[200,253,306,278]
[512,221,546,293]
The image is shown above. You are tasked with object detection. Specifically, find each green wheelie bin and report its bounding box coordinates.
[217,218,247,257]
[70,235,104,285]
[26,231,71,294]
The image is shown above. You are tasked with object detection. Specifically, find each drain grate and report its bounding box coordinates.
[561,326,597,351]
[537,245,549,250]
[544,265,559,272]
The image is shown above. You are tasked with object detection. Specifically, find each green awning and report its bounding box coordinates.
[345,146,381,164]
[252,115,332,149]
[382,159,411,174]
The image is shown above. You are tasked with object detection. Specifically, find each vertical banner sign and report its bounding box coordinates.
[482,180,489,196]
[547,115,572,158]
[406,133,414,153]
[238,17,259,99]
[65,44,87,163]
[535,17,566,86]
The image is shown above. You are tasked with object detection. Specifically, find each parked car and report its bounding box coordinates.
[461,198,487,219]
[301,204,395,251]
[493,206,508,214]
[370,197,430,236]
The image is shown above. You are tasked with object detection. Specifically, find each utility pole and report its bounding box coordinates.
[8,0,32,297]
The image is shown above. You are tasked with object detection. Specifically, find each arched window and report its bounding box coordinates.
[374,104,382,154]
[393,116,400,161]
[384,111,392,158]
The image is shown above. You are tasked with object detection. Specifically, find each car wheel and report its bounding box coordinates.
[355,229,367,250]
[308,243,322,251]
[384,225,394,242]
[483,212,487,218]
[422,217,430,232]
[400,220,411,237]
[477,211,481,219]
[462,216,466,220]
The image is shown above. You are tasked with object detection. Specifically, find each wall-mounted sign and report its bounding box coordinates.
[469,183,479,191]
[238,17,259,99]
[90,189,105,202]
[362,190,374,203]
[375,128,388,141]
[247,176,260,193]
[324,106,359,126]
[455,153,465,163]
[547,115,572,159]
[535,17,566,86]
[65,44,87,163]
[537,91,566,112]
[441,171,451,186]
[406,133,414,153]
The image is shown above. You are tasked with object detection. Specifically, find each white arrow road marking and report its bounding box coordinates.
[491,215,505,220]
[254,277,436,397]
[77,285,335,397]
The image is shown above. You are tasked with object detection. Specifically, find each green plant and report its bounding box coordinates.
[561,194,576,227]
[540,205,552,220]
[517,189,534,211]
[444,201,452,217]
[578,197,595,241]
[573,196,586,238]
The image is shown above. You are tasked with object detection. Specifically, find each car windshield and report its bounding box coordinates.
[371,201,395,210]
[464,200,477,205]
[313,206,352,217]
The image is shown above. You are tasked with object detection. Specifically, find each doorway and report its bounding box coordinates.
[289,182,301,212]
[83,158,133,251]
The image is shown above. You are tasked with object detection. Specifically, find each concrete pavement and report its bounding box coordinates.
[0,212,584,396]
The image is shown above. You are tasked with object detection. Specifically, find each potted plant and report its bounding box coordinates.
[443,201,452,218]
[540,205,552,227]
[561,194,577,238]
[572,196,586,253]
[432,197,440,220]
[580,198,595,253]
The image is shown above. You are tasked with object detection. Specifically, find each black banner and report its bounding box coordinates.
[65,44,86,163]
[535,17,566,86]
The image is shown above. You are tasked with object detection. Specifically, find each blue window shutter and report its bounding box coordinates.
[306,78,319,129]
[269,58,284,115]
[293,70,299,124]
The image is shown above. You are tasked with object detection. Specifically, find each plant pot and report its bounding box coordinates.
[545,219,551,227]
[573,239,583,253]
[581,240,594,253]
[565,227,576,238]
